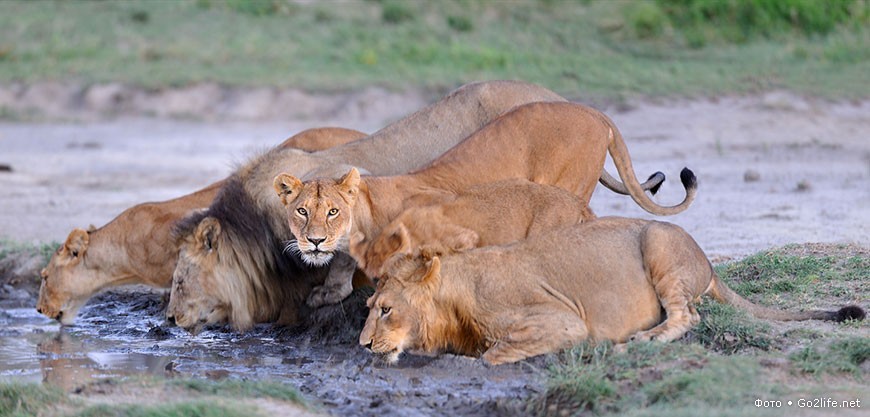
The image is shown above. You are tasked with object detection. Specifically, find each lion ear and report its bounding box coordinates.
[273,173,303,204]
[420,256,442,288]
[196,217,221,251]
[64,228,90,258]
[384,223,412,258]
[87,224,98,233]
[338,167,360,198]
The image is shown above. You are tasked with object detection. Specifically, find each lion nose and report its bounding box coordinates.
[363,340,373,350]
[36,307,43,314]
[307,237,326,246]
[166,315,176,326]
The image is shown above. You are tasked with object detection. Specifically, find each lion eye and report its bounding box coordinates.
[380,306,391,316]
[328,208,339,216]
[297,208,307,216]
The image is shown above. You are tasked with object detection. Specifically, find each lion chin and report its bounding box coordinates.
[301,250,335,267]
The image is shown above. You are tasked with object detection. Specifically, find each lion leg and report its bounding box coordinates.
[630,280,697,343]
[482,310,588,365]
[306,251,356,308]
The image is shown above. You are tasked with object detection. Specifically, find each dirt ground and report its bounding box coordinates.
[0,88,868,416]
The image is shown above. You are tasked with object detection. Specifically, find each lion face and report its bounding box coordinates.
[37,228,96,325]
[359,257,442,364]
[166,217,231,335]
[273,168,360,267]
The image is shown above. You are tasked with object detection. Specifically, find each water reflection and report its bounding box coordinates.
[36,330,174,391]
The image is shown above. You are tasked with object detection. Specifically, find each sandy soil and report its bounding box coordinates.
[1,91,868,259]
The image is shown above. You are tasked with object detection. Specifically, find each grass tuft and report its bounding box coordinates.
[790,337,870,378]
[0,383,67,417]
[171,379,304,405]
[691,302,772,353]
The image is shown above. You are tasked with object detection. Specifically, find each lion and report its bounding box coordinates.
[165,80,582,333]
[359,217,866,365]
[274,101,695,307]
[35,127,367,324]
[348,179,596,278]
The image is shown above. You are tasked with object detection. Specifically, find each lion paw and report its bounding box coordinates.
[306,284,351,308]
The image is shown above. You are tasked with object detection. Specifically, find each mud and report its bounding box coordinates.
[0,285,544,416]
[1,90,869,416]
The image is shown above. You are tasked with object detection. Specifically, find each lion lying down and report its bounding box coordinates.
[359,217,865,365]
[349,178,596,278]
[36,127,367,325]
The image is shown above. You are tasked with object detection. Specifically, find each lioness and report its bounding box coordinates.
[349,179,595,278]
[36,127,367,324]
[166,80,584,333]
[360,217,865,365]
[274,101,696,307]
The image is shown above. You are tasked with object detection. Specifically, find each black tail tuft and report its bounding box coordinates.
[835,305,866,322]
[647,171,665,196]
[680,167,697,190]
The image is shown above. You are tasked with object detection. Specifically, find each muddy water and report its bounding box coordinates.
[0,288,543,416]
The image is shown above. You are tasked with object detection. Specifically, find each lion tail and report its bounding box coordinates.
[599,113,697,216]
[707,273,865,322]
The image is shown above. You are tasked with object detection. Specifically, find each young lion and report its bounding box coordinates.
[274,101,695,307]
[36,127,366,324]
[348,179,596,278]
[360,217,865,365]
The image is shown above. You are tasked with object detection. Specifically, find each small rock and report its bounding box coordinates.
[0,164,11,172]
[796,180,812,192]
[743,169,760,182]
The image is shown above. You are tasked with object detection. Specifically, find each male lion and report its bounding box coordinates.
[36,127,367,324]
[166,80,589,333]
[348,179,596,278]
[274,101,695,306]
[360,217,865,365]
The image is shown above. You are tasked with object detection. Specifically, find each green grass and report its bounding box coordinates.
[790,337,870,378]
[0,239,59,263]
[691,303,772,353]
[714,245,869,307]
[170,379,304,405]
[0,378,304,417]
[0,383,67,417]
[0,0,867,99]
[72,402,252,417]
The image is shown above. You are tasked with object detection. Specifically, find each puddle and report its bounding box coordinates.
[0,288,543,416]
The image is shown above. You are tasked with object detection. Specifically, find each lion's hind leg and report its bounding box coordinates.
[630,277,703,343]
[482,309,588,365]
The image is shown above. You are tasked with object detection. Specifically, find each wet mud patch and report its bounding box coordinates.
[1,284,543,416]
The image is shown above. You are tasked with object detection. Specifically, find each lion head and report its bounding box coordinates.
[165,216,232,335]
[273,168,360,267]
[37,227,99,325]
[359,256,444,364]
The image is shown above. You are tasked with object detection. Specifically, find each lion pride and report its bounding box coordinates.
[36,127,366,324]
[274,101,695,307]
[165,80,581,333]
[348,179,596,278]
[360,217,865,365]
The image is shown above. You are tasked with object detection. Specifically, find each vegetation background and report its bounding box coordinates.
[0,0,867,100]
[0,1,867,416]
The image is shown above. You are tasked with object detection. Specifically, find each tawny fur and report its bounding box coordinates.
[275,101,695,304]
[360,217,864,365]
[349,179,596,278]
[35,127,367,324]
[167,80,570,332]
